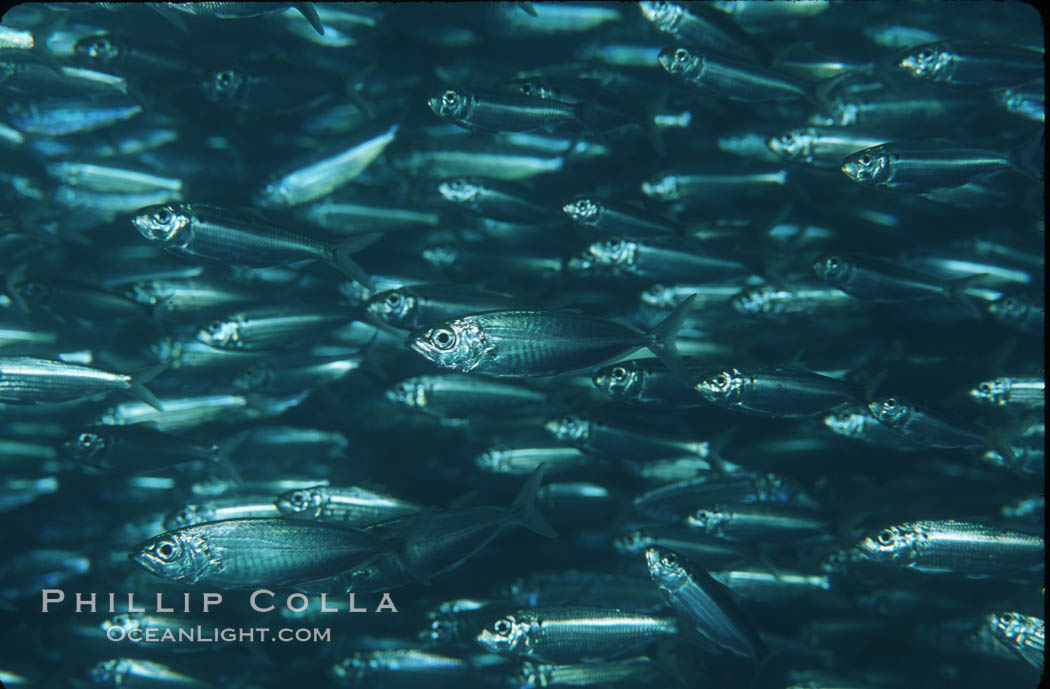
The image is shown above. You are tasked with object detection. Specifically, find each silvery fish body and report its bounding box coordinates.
[854,520,1044,577]
[476,607,678,663]
[130,517,391,587]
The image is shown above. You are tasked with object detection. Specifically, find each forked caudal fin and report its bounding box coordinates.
[644,293,698,384]
[329,241,376,291]
[508,464,558,538]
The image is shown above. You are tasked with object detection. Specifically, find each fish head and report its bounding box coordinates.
[641,174,678,200]
[988,612,1032,645]
[73,34,120,64]
[476,613,528,656]
[640,1,679,30]
[644,546,690,588]
[823,407,866,439]
[732,285,779,317]
[132,204,192,248]
[438,177,481,206]
[544,413,590,443]
[232,362,273,392]
[767,128,814,162]
[475,448,511,473]
[658,47,703,79]
[428,89,473,120]
[197,317,243,349]
[333,654,370,683]
[694,368,744,405]
[612,529,650,554]
[164,504,205,530]
[131,530,214,584]
[101,612,140,635]
[969,378,1009,406]
[422,244,460,270]
[867,397,912,430]
[686,507,727,536]
[366,288,417,329]
[563,197,603,226]
[275,487,323,516]
[89,659,131,686]
[406,319,489,373]
[898,42,951,81]
[203,67,246,106]
[385,376,428,408]
[987,296,1031,325]
[63,429,110,465]
[588,237,636,267]
[856,523,920,565]
[811,254,853,286]
[593,361,642,401]
[841,146,891,185]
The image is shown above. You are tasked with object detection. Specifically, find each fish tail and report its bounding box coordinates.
[509,464,558,538]
[811,73,850,118]
[644,293,697,381]
[294,3,325,36]
[129,364,166,411]
[329,241,375,290]
[943,273,988,319]
[1010,130,1044,183]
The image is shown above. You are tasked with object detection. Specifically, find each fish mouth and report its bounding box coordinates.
[840,160,861,181]
[405,337,429,357]
[426,96,442,114]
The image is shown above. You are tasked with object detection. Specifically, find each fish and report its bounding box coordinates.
[897,41,1044,87]
[130,517,396,588]
[476,606,679,663]
[406,294,696,377]
[427,88,598,135]
[693,366,863,417]
[969,376,1044,409]
[366,283,523,332]
[131,202,373,288]
[840,140,1039,192]
[853,520,1044,578]
[645,547,769,662]
[985,612,1045,668]
[0,356,162,409]
[274,484,422,525]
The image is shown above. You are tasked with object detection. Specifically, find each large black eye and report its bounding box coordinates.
[1001,613,1016,624]
[883,398,897,409]
[611,366,627,382]
[290,492,306,506]
[859,153,871,165]
[442,90,457,106]
[877,529,895,545]
[432,328,455,350]
[661,552,678,567]
[827,258,840,271]
[385,294,402,308]
[155,540,177,561]
[79,434,97,448]
[919,49,933,60]
[494,619,511,636]
[153,209,172,225]
[675,49,689,63]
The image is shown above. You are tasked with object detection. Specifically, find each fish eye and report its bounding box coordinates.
[385,293,403,307]
[289,491,307,506]
[494,619,512,636]
[152,208,173,225]
[877,529,895,545]
[661,552,677,567]
[215,70,234,90]
[431,328,456,350]
[859,153,871,165]
[611,366,627,382]
[675,49,689,63]
[442,90,458,106]
[883,398,897,409]
[1000,613,1016,624]
[155,539,178,561]
[79,433,99,448]
[919,49,933,60]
